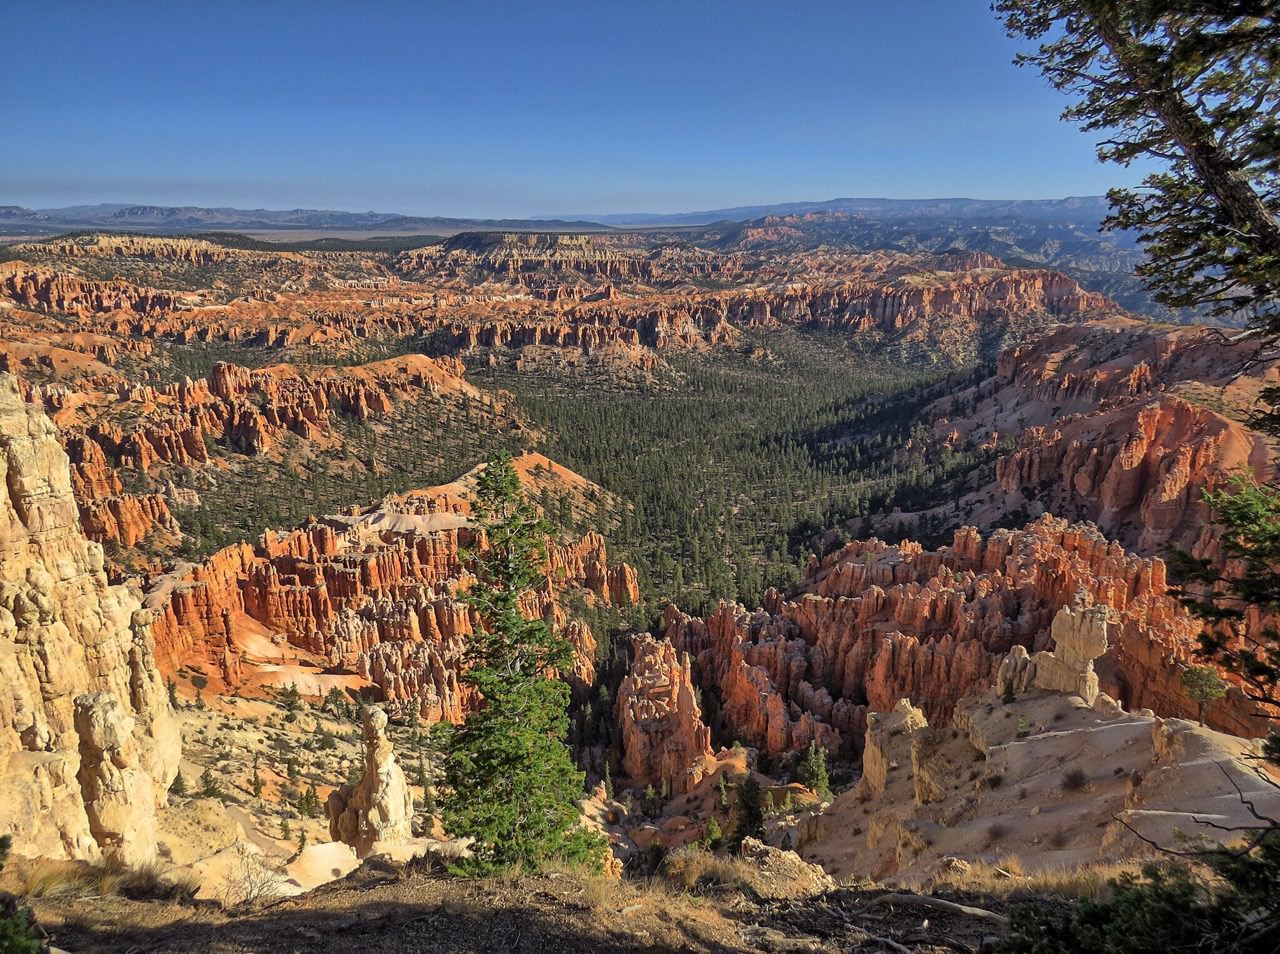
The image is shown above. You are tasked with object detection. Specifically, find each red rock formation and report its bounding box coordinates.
[660,516,1264,767]
[145,542,256,686]
[143,470,638,726]
[60,353,474,481]
[77,492,179,549]
[616,635,714,795]
[921,318,1278,562]
[0,262,184,317]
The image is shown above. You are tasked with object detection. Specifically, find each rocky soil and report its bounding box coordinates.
[18,853,1023,954]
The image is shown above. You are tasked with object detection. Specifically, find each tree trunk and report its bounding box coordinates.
[1090,4,1280,257]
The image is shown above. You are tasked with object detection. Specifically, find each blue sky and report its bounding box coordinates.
[4,1,1150,217]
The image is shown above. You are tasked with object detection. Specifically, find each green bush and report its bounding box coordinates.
[0,836,43,954]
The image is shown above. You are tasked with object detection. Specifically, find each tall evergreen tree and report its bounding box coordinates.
[995,2,1280,335]
[731,775,765,851]
[440,454,604,873]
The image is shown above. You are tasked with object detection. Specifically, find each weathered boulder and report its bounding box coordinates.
[74,692,158,866]
[998,603,1110,706]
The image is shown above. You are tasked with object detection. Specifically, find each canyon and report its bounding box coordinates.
[0,214,1276,942]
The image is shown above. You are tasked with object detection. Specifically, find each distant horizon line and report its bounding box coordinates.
[0,194,1114,229]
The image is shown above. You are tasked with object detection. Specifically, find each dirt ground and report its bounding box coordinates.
[22,857,1026,953]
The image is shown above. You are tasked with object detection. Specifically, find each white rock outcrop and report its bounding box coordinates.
[326,705,414,857]
[997,603,1110,706]
[0,373,179,861]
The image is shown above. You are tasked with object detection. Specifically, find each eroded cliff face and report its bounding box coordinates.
[19,351,480,562]
[615,635,714,795]
[0,373,178,862]
[797,615,1279,886]
[62,353,473,479]
[0,262,186,317]
[921,318,1279,562]
[1,234,1117,374]
[643,516,1264,786]
[143,456,639,727]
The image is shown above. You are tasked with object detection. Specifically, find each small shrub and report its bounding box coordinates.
[986,823,1010,846]
[222,845,283,907]
[1060,768,1091,793]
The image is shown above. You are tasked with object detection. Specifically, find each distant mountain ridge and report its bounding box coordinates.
[571,195,1115,227]
[0,203,612,235]
[0,196,1117,236]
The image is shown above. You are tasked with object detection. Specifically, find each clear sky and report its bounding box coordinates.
[4,0,1149,218]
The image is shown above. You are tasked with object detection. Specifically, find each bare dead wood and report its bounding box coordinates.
[860,934,913,954]
[853,893,1009,927]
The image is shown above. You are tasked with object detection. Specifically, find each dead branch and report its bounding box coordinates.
[852,893,1009,927]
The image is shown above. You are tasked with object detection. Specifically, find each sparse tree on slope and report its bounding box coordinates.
[440,453,604,873]
[1182,664,1228,726]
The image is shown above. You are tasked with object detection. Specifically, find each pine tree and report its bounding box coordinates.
[280,683,303,712]
[995,3,1280,337]
[1181,665,1227,727]
[251,754,264,800]
[199,767,223,800]
[731,775,765,850]
[323,686,349,718]
[167,679,178,709]
[440,454,605,873]
[169,772,188,797]
[0,836,42,954]
[797,741,833,801]
[297,783,320,819]
[704,816,723,849]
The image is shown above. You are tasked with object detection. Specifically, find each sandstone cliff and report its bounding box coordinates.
[0,373,178,862]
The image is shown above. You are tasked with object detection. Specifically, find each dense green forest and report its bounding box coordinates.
[478,329,999,616]
[142,329,1001,617]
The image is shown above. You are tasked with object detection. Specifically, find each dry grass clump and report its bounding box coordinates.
[659,847,756,895]
[539,859,620,913]
[21,858,198,902]
[933,858,1140,901]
